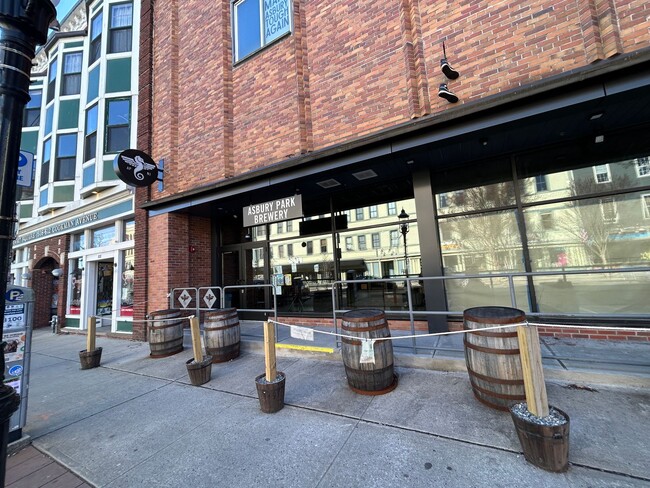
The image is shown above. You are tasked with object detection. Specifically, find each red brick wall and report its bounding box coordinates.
[26,235,70,329]
[144,0,650,200]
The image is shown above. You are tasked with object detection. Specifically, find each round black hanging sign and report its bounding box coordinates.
[113,149,158,187]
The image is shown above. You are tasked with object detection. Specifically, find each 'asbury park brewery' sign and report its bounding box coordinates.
[243,195,302,227]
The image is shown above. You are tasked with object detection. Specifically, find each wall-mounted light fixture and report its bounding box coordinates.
[51,268,64,277]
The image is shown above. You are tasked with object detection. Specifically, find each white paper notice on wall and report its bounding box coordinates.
[290,326,314,342]
[360,339,376,364]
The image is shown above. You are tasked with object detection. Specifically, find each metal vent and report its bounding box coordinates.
[352,169,378,181]
[316,178,341,189]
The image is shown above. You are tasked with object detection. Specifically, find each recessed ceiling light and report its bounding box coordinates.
[594,135,604,143]
[316,178,341,189]
[589,112,604,120]
[352,170,378,181]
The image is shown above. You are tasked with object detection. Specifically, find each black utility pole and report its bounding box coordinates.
[0,0,56,484]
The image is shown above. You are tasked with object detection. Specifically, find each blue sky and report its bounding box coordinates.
[55,0,79,21]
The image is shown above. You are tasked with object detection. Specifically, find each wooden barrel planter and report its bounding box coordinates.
[148,309,184,358]
[255,372,286,413]
[463,306,527,411]
[204,308,240,363]
[511,404,570,472]
[341,309,397,395]
[79,347,102,370]
[186,355,213,386]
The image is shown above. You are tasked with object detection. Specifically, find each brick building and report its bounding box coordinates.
[134,0,650,341]
[12,0,139,334]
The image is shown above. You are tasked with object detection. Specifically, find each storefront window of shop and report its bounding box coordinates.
[120,251,134,316]
[72,232,85,251]
[123,219,135,241]
[69,258,84,315]
[518,157,650,314]
[92,225,116,247]
[264,200,422,314]
[435,155,650,315]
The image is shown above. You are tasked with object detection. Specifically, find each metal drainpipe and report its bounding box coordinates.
[0,1,56,484]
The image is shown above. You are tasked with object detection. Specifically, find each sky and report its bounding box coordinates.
[55,0,79,22]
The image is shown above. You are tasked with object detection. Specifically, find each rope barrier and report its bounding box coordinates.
[130,315,195,324]
[268,319,650,343]
[268,319,525,342]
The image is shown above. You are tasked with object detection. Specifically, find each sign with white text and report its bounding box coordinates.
[17,151,34,187]
[243,194,302,227]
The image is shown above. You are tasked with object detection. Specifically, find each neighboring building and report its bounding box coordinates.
[134,0,650,340]
[11,0,140,335]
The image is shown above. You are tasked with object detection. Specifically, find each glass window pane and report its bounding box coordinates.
[43,139,52,163]
[86,104,98,134]
[111,4,133,27]
[91,13,103,40]
[436,181,516,215]
[107,99,130,125]
[107,126,130,152]
[264,0,290,44]
[123,220,135,241]
[120,250,134,316]
[44,106,54,134]
[92,225,116,247]
[110,28,132,53]
[235,0,261,61]
[57,134,77,156]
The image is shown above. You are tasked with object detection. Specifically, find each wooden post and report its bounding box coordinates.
[189,316,203,363]
[517,323,549,417]
[87,316,96,353]
[263,321,277,382]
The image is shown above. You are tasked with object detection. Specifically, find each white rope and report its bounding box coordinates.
[268,319,524,342]
[269,319,650,342]
[130,315,194,324]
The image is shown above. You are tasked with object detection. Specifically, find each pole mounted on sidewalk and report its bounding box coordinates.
[0,0,57,484]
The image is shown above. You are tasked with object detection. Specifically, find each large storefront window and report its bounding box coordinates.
[120,250,134,316]
[436,155,650,314]
[69,258,84,315]
[263,199,423,314]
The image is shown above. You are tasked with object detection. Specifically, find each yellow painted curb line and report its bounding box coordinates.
[276,343,334,354]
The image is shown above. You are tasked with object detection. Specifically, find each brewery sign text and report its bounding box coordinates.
[243,195,302,226]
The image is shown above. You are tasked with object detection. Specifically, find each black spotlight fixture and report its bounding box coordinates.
[440,41,459,79]
[438,83,459,103]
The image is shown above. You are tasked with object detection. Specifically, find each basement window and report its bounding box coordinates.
[233,0,291,63]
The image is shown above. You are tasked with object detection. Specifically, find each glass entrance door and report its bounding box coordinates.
[96,261,114,327]
[222,245,269,317]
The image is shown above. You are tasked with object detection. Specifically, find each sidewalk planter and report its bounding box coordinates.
[255,372,286,413]
[204,308,240,363]
[148,309,184,358]
[341,309,397,395]
[185,356,213,386]
[463,306,526,411]
[79,347,102,370]
[510,403,570,472]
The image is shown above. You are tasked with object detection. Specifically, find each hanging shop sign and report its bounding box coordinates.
[113,149,159,187]
[243,194,303,226]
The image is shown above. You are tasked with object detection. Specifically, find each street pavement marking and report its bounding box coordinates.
[276,343,334,353]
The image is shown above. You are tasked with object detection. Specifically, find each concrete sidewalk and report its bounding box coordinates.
[9,328,650,487]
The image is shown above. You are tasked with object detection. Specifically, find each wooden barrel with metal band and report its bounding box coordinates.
[463,306,526,411]
[204,308,241,363]
[341,309,397,395]
[148,309,184,358]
